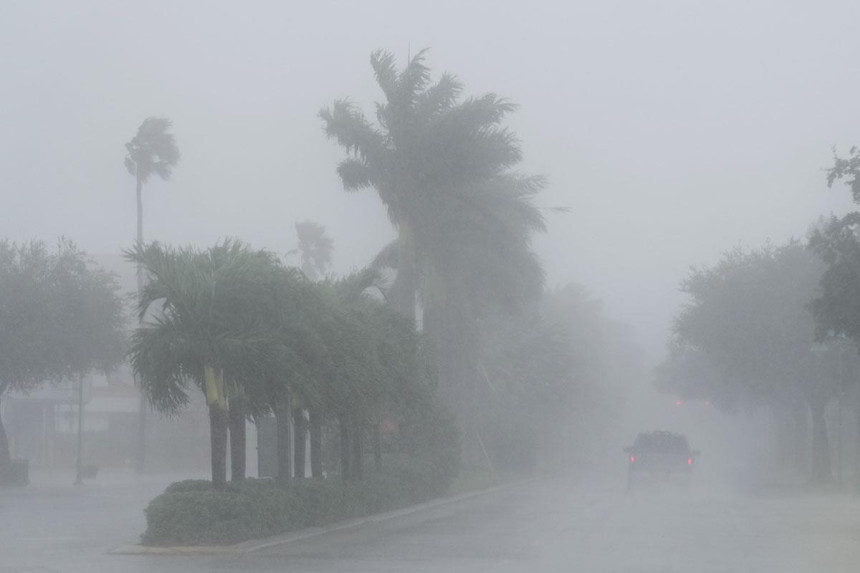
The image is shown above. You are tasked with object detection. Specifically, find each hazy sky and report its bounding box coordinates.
[2,0,858,365]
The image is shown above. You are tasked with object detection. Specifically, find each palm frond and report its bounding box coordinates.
[370,239,400,271]
[125,117,180,184]
[337,158,374,191]
[370,50,399,101]
[319,100,387,164]
[415,73,463,123]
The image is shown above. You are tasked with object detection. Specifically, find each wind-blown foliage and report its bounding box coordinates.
[127,239,457,485]
[290,221,333,282]
[125,118,181,184]
[321,50,546,462]
[320,49,545,317]
[126,240,284,487]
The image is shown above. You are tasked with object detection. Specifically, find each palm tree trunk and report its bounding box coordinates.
[855,401,860,492]
[796,403,809,473]
[351,413,364,480]
[275,398,291,483]
[0,384,11,484]
[229,396,246,482]
[393,227,417,320]
[373,417,382,473]
[339,414,351,481]
[809,395,833,484]
[209,405,228,489]
[309,409,323,478]
[293,407,306,478]
[74,375,85,485]
[135,174,148,474]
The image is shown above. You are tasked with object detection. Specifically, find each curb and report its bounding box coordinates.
[109,479,528,556]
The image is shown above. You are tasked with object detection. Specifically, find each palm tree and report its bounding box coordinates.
[321,50,522,317]
[124,117,179,472]
[125,240,279,488]
[290,220,334,282]
[320,50,546,460]
[288,220,333,476]
[307,269,388,480]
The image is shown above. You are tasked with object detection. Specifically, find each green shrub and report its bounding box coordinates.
[163,479,211,494]
[142,479,302,546]
[143,452,460,546]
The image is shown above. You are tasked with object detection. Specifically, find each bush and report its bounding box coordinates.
[142,479,303,546]
[142,455,458,546]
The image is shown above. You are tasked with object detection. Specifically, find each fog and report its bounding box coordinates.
[4,0,858,363]
[4,1,860,571]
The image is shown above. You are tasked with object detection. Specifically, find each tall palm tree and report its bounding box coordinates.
[321,50,522,317]
[124,117,179,472]
[125,117,180,256]
[320,50,546,460]
[125,240,279,488]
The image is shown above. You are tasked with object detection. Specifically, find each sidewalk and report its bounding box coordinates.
[0,468,200,570]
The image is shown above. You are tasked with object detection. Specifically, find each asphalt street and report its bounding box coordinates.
[3,471,860,572]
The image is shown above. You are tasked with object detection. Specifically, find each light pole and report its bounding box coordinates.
[74,374,85,485]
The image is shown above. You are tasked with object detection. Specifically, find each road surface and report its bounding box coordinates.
[3,472,860,572]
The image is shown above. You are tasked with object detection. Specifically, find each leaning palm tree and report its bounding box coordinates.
[124,117,179,472]
[126,240,279,488]
[125,117,180,259]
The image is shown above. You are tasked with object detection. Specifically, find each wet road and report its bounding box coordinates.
[4,473,860,572]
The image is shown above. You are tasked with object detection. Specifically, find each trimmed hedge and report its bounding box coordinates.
[142,457,456,546]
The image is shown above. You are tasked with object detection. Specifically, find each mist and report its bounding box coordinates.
[3,1,860,571]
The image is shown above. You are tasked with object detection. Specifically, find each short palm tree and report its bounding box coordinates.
[125,240,279,488]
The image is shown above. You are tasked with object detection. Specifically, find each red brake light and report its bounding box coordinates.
[630,455,636,464]
[687,458,693,465]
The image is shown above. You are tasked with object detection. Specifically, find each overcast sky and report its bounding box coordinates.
[2,0,859,365]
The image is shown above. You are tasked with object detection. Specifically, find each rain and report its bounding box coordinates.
[2,1,860,571]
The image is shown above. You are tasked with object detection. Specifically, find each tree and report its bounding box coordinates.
[287,220,334,476]
[290,220,333,282]
[126,240,279,488]
[0,240,125,483]
[810,214,860,488]
[301,268,449,481]
[826,146,860,202]
[313,269,388,480]
[320,50,546,460]
[667,242,843,483]
[124,117,180,472]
